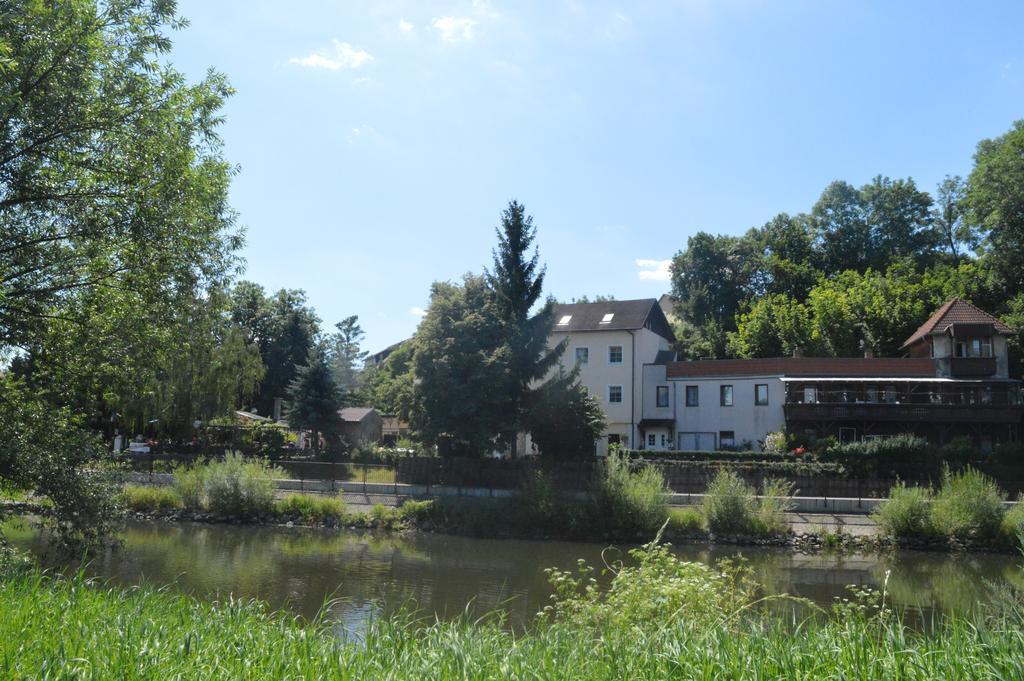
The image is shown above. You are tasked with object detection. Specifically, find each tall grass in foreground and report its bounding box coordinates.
[3,544,1024,679]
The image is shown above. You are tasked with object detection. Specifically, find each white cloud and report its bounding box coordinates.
[289,40,373,70]
[636,258,672,282]
[409,306,427,317]
[398,18,414,33]
[432,16,476,42]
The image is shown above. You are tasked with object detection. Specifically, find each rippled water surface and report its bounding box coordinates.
[7,518,1023,631]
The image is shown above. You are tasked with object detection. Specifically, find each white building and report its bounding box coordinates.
[546,299,676,455]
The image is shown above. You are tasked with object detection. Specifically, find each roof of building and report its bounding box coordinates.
[338,407,378,422]
[653,349,677,365]
[234,410,273,423]
[367,339,408,366]
[901,298,1013,349]
[550,298,675,341]
[666,357,939,379]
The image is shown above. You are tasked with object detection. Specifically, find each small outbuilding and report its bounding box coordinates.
[338,407,384,444]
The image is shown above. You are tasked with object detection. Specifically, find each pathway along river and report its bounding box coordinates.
[7,518,1024,632]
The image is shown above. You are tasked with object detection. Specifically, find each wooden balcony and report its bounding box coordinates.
[949,357,997,377]
[784,402,1024,424]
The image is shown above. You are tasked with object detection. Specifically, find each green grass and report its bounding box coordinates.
[667,506,704,533]
[3,546,1024,679]
[275,493,346,522]
[121,484,183,512]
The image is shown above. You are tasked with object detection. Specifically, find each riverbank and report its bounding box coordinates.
[2,543,1023,679]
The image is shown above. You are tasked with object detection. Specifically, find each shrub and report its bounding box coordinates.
[930,467,1005,541]
[667,507,704,534]
[173,463,207,509]
[937,437,978,470]
[702,470,793,536]
[1000,497,1024,549]
[122,485,182,512]
[203,453,281,517]
[397,499,433,522]
[762,431,788,455]
[592,454,669,535]
[275,494,345,522]
[757,477,795,535]
[703,470,758,535]
[821,434,930,477]
[872,483,932,539]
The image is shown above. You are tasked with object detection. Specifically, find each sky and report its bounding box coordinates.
[170,0,1024,354]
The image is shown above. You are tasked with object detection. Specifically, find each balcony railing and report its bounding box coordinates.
[949,356,997,377]
[784,402,1024,423]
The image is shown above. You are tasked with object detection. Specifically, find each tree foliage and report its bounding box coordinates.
[487,201,567,455]
[411,275,509,456]
[528,375,606,460]
[285,345,341,453]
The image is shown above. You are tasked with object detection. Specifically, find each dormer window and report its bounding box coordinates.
[955,337,993,358]
[600,313,614,324]
[558,315,572,326]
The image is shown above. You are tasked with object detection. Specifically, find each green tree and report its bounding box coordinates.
[412,276,508,457]
[326,316,368,398]
[669,231,760,351]
[967,120,1024,293]
[528,375,606,460]
[230,282,321,416]
[0,0,240,543]
[486,201,567,457]
[933,175,974,265]
[728,295,816,358]
[364,342,416,421]
[286,346,341,453]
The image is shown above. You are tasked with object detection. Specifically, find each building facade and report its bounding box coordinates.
[546,299,676,456]
[545,298,1022,454]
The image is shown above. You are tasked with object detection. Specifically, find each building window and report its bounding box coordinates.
[755,384,769,406]
[956,337,994,358]
[839,427,857,443]
[608,385,623,404]
[647,433,656,447]
[685,385,699,407]
[575,347,589,364]
[558,315,572,326]
[656,386,669,408]
[719,430,735,449]
[720,385,734,407]
[607,434,620,449]
[609,345,623,363]
[600,313,614,324]
[660,433,667,448]
[803,387,817,404]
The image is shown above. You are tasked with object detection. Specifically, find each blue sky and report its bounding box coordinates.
[171,0,1024,354]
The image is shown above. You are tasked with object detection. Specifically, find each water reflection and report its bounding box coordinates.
[7,518,1023,631]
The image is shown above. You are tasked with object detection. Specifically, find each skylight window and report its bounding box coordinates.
[558,315,572,325]
[600,313,614,324]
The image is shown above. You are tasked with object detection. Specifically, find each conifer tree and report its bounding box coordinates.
[486,201,569,457]
[286,346,342,453]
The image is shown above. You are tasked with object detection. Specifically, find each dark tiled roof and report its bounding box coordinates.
[901,299,1013,349]
[653,349,677,365]
[339,407,377,422]
[550,299,675,341]
[666,357,938,379]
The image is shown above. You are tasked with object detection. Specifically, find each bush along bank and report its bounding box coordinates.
[118,455,1023,553]
[871,467,1024,551]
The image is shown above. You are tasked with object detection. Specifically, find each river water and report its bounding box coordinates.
[7,518,1023,631]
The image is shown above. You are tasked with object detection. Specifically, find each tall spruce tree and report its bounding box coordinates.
[486,201,568,457]
[286,346,341,453]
